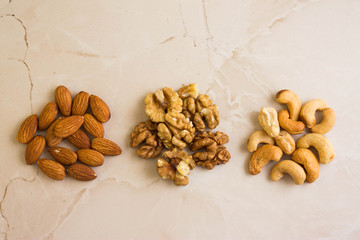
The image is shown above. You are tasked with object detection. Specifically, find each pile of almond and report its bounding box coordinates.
[16,86,122,181]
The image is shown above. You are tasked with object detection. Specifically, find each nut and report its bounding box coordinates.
[276,90,302,120]
[48,147,77,165]
[144,87,183,123]
[274,130,295,155]
[25,136,46,165]
[297,133,335,164]
[67,164,97,181]
[76,149,104,166]
[45,117,63,147]
[91,138,122,156]
[72,91,90,115]
[247,130,275,152]
[177,83,199,99]
[54,85,72,116]
[38,102,58,130]
[300,99,329,128]
[89,95,111,123]
[278,109,305,134]
[17,114,38,144]
[129,120,158,148]
[248,145,282,175]
[53,115,84,138]
[258,107,280,137]
[310,108,336,134]
[292,148,320,183]
[83,113,104,138]
[38,159,66,181]
[270,160,306,185]
[195,94,219,130]
[67,129,90,149]
[189,131,230,169]
[157,149,195,186]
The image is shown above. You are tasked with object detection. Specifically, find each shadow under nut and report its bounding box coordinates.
[248,145,283,175]
[276,89,302,121]
[300,99,328,128]
[292,148,320,183]
[247,130,275,152]
[311,108,336,134]
[297,133,335,164]
[271,160,306,185]
[278,109,305,134]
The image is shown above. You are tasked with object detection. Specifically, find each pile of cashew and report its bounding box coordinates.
[246,89,336,185]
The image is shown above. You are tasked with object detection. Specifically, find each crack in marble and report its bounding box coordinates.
[159,36,175,45]
[201,0,213,40]
[179,0,197,47]
[60,50,117,59]
[0,170,39,240]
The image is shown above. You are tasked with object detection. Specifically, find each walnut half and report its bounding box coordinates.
[189,131,231,169]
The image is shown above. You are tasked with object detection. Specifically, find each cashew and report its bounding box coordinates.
[274,130,295,155]
[271,160,306,185]
[258,107,280,137]
[297,133,335,164]
[292,148,320,183]
[300,99,328,128]
[311,108,336,134]
[247,130,275,152]
[276,89,302,121]
[278,109,305,134]
[248,145,282,175]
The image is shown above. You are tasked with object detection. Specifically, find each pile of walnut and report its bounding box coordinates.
[130,83,231,186]
[16,85,122,181]
[247,89,336,185]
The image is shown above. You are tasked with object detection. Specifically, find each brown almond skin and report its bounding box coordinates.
[91,138,122,156]
[72,91,90,115]
[38,159,66,180]
[55,85,72,116]
[83,113,104,138]
[54,115,84,138]
[25,136,46,165]
[17,114,38,144]
[48,147,77,165]
[67,129,90,149]
[67,164,97,181]
[46,117,63,147]
[38,102,58,130]
[89,95,110,123]
[76,149,104,166]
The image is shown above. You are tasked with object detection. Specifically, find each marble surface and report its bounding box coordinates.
[1,0,360,239]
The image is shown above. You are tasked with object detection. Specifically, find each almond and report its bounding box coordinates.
[38,159,66,180]
[55,85,72,116]
[38,102,58,130]
[83,113,104,138]
[89,95,110,123]
[76,149,104,166]
[67,129,90,149]
[46,117,63,147]
[48,147,77,165]
[67,164,97,181]
[17,114,38,144]
[91,138,122,156]
[25,136,46,165]
[54,115,84,138]
[72,91,90,115]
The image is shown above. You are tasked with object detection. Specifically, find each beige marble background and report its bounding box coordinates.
[1,0,360,239]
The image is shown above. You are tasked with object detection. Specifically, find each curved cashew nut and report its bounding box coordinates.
[271,160,306,185]
[292,148,320,183]
[276,90,302,121]
[248,145,282,175]
[247,130,275,152]
[297,133,335,164]
[278,109,305,134]
[300,99,328,128]
[258,107,280,137]
[274,130,295,155]
[311,108,336,134]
